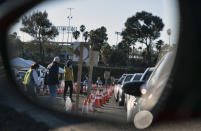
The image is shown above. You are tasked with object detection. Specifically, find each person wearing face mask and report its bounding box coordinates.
[63,60,74,102]
[23,63,41,97]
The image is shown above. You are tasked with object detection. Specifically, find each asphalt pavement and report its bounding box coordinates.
[1,82,201,131]
[37,92,127,122]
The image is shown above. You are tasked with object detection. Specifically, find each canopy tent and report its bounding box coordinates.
[11,57,45,70]
[11,57,64,74]
[11,57,30,70]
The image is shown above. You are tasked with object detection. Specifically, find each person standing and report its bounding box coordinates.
[96,77,103,87]
[23,63,41,97]
[64,60,74,102]
[83,74,89,93]
[46,56,60,98]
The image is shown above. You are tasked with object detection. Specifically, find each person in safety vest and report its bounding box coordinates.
[23,63,40,97]
[64,60,74,102]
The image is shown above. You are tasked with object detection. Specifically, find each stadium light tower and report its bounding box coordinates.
[67,8,74,43]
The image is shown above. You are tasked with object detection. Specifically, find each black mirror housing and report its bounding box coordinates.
[123,81,145,97]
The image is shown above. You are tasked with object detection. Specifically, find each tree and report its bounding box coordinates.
[100,44,113,65]
[110,49,128,66]
[89,26,108,51]
[8,32,24,57]
[155,39,164,53]
[80,25,86,41]
[117,40,131,59]
[83,31,89,42]
[121,11,164,66]
[72,30,80,41]
[20,10,59,62]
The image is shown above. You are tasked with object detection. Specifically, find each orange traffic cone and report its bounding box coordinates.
[92,84,97,89]
[59,88,62,94]
[94,90,101,108]
[88,98,94,112]
[61,87,64,94]
[83,86,86,92]
[102,88,106,104]
[39,88,44,96]
[82,99,88,113]
[107,88,110,101]
[104,88,108,102]
[90,93,95,106]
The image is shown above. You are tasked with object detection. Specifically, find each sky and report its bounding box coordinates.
[11,0,180,48]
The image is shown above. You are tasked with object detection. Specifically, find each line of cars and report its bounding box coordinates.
[114,67,154,107]
[114,50,175,128]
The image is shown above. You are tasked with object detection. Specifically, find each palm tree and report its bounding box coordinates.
[72,30,80,41]
[80,25,86,41]
[155,40,164,53]
[83,31,89,42]
[167,28,171,45]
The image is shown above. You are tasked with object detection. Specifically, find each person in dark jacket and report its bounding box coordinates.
[47,56,60,98]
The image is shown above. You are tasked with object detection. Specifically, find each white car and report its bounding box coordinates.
[118,74,134,106]
[114,76,125,101]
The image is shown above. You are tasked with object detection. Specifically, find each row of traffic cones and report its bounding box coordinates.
[82,86,114,113]
[39,86,65,96]
[39,87,50,96]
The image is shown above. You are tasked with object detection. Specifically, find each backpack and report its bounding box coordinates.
[23,69,34,87]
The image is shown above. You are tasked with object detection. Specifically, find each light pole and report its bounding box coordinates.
[167,28,171,45]
[67,8,74,43]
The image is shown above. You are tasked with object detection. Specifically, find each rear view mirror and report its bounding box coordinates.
[123,81,145,97]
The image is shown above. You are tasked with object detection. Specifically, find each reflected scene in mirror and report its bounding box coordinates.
[8,0,179,129]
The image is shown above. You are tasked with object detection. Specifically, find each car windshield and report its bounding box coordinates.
[118,77,124,83]
[124,75,133,82]
[133,74,142,81]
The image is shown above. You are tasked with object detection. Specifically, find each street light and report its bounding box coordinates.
[167,28,171,45]
[67,8,74,43]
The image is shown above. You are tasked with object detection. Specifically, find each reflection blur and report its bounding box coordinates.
[7,0,179,129]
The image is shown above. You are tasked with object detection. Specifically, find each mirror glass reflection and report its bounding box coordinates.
[8,0,179,128]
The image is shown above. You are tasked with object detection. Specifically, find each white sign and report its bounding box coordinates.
[73,42,89,62]
[86,50,99,66]
[56,26,77,32]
